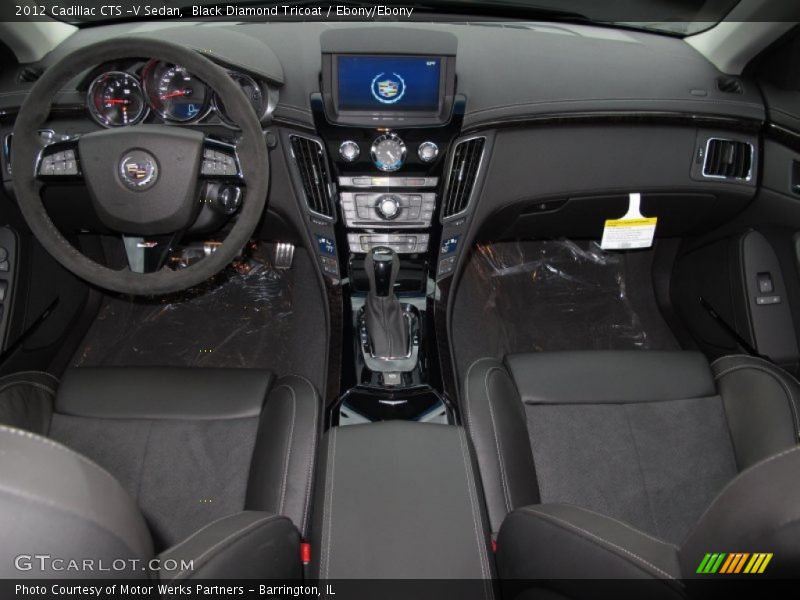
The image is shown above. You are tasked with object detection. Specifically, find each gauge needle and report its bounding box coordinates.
[160,90,189,100]
[106,99,129,105]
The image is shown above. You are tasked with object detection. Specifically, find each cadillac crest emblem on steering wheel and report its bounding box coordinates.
[119,150,159,190]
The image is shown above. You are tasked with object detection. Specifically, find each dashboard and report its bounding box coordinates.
[0,20,772,289]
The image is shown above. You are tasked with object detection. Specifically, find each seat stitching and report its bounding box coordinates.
[555,504,679,549]
[323,428,337,581]
[484,367,513,514]
[0,484,143,560]
[166,514,284,580]
[273,384,297,517]
[711,354,777,370]
[0,381,57,396]
[134,421,154,506]
[458,428,493,598]
[298,378,319,537]
[0,424,119,487]
[681,445,800,543]
[713,363,800,438]
[520,507,682,583]
[622,405,662,540]
[0,370,60,384]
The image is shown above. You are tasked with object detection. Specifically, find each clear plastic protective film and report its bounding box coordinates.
[457,240,679,358]
[73,243,294,369]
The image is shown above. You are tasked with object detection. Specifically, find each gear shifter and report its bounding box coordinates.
[364,247,409,359]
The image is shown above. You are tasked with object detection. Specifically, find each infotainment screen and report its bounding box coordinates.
[336,56,442,112]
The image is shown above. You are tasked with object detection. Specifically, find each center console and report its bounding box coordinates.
[296,28,468,423]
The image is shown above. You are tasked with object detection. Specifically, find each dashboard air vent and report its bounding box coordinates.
[442,137,486,218]
[18,66,44,83]
[703,138,752,180]
[289,135,334,218]
[717,77,743,94]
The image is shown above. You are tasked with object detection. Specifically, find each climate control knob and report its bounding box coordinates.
[376,194,401,220]
[418,141,439,163]
[339,140,360,162]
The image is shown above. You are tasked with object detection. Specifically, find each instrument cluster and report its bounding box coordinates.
[85,59,276,128]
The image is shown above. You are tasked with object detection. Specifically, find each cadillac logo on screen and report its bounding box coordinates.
[371,72,406,104]
[119,151,159,190]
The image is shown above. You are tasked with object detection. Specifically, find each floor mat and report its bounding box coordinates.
[452,240,680,378]
[72,244,327,390]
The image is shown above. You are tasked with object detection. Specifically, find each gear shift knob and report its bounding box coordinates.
[365,246,398,298]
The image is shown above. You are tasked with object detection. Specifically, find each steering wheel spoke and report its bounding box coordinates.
[200,139,243,182]
[122,234,179,273]
[36,138,82,182]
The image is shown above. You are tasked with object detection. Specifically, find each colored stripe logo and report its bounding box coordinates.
[696,553,773,574]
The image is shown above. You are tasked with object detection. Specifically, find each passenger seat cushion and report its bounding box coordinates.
[466,351,741,544]
[0,371,58,434]
[711,355,800,469]
[497,504,684,599]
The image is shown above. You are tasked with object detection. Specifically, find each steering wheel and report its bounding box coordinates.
[11,37,269,295]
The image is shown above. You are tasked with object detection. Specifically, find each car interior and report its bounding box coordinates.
[0,1,799,598]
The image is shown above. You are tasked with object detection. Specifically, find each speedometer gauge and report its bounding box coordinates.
[144,61,210,123]
[87,72,146,127]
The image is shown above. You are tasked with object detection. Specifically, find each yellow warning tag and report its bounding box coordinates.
[600,194,657,250]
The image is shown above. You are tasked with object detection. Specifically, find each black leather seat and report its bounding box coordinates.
[0,367,320,580]
[464,352,800,596]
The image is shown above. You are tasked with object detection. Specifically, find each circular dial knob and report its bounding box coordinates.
[376,194,401,220]
[371,133,406,172]
[339,140,360,162]
[418,141,439,163]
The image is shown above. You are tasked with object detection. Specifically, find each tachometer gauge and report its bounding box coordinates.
[371,133,406,172]
[145,62,210,123]
[87,72,146,127]
[212,72,266,127]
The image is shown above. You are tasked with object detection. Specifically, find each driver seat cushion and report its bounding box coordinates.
[0,366,320,551]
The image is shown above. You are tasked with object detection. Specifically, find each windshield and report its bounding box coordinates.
[48,0,741,36]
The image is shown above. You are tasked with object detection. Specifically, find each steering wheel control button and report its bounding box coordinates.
[118,150,159,190]
[202,147,238,177]
[377,194,401,219]
[39,148,79,177]
[418,141,439,163]
[339,141,360,162]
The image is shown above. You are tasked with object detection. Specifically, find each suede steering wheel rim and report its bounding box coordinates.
[11,37,269,295]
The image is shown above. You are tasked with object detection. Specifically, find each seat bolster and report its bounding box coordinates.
[463,358,540,533]
[0,371,57,434]
[711,355,800,468]
[245,375,321,537]
[57,367,273,420]
[158,511,300,581]
[498,504,684,598]
[0,425,153,578]
[680,446,800,579]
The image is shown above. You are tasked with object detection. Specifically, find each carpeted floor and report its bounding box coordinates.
[451,240,680,382]
[72,244,327,392]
